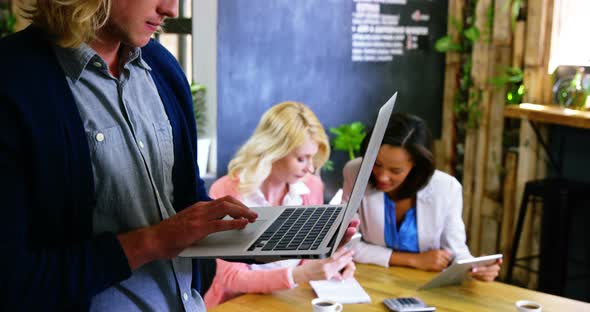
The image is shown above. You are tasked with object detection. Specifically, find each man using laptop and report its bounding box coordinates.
[0,1,358,311]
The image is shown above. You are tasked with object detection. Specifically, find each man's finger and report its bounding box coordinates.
[205,218,249,234]
[202,200,258,221]
[214,196,258,217]
[215,195,245,207]
[222,202,258,221]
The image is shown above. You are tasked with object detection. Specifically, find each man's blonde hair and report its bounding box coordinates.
[228,101,330,195]
[23,0,111,47]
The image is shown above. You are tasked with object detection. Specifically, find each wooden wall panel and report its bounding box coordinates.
[440,63,459,174]
[524,0,549,66]
[462,128,477,234]
[439,0,465,174]
[446,0,465,65]
[499,151,518,280]
[471,0,492,88]
[468,91,492,254]
[486,46,511,198]
[440,0,557,283]
[480,205,501,255]
[512,21,526,68]
[493,0,512,45]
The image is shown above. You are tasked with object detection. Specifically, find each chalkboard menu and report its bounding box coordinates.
[217,0,448,195]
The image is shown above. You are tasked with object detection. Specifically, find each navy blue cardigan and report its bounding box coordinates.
[0,27,210,311]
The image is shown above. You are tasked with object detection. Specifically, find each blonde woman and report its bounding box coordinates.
[205,102,356,308]
[212,101,331,206]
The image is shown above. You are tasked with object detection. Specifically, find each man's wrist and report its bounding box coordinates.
[118,227,160,270]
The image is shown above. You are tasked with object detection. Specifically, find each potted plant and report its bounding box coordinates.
[191,82,211,174]
[321,121,367,173]
[323,121,366,203]
[330,121,367,161]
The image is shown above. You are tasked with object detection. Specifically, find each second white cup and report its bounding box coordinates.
[311,298,343,312]
[515,300,542,312]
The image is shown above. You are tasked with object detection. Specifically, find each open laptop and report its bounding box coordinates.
[180,92,397,259]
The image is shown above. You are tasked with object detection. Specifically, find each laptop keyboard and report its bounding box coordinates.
[248,207,342,252]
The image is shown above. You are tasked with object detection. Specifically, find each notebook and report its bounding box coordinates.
[310,278,371,304]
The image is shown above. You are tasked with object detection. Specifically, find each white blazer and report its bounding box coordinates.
[343,158,472,267]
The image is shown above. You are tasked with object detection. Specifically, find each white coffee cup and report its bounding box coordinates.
[311,298,343,312]
[515,300,542,312]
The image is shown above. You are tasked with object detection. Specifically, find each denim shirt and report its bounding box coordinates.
[54,44,204,312]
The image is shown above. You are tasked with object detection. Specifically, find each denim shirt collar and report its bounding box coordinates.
[53,43,150,82]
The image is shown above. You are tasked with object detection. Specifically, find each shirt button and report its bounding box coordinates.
[183,292,189,301]
[95,133,105,142]
[138,141,145,149]
[93,61,102,68]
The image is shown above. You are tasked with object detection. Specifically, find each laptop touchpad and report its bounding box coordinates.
[193,218,269,248]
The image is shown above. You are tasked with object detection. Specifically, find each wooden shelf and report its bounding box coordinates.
[504,103,590,130]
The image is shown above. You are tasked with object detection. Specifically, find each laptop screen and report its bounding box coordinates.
[329,92,397,255]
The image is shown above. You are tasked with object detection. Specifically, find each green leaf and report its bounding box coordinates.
[489,66,523,87]
[464,26,480,42]
[321,160,334,172]
[434,36,462,53]
[7,12,15,32]
[511,0,523,30]
[190,82,207,135]
[329,121,367,160]
[0,6,16,37]
[329,126,345,137]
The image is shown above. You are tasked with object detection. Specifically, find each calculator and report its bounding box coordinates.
[383,297,436,312]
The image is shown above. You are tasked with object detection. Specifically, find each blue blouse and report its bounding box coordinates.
[383,193,419,253]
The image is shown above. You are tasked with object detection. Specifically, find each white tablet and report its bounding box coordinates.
[418,254,503,290]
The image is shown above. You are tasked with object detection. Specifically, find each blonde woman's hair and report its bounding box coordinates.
[22,0,111,48]
[228,101,330,195]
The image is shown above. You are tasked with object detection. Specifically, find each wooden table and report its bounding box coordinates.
[210,264,590,311]
[504,103,590,129]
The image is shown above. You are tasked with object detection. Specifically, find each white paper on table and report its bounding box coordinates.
[329,188,343,205]
[309,277,371,304]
